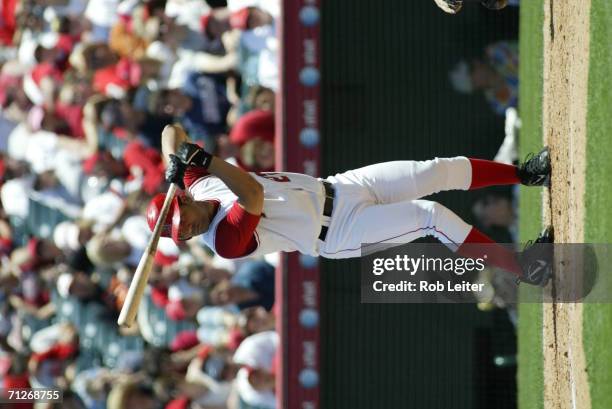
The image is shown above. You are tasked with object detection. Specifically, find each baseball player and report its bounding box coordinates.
[434,0,508,14]
[148,125,553,287]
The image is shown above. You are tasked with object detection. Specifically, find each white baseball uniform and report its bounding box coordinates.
[186,157,474,259]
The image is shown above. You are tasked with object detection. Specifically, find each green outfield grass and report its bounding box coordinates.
[518,1,612,408]
[583,0,612,407]
[517,0,545,408]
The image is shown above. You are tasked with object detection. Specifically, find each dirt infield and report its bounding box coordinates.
[542,0,592,408]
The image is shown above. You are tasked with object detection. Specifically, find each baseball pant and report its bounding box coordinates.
[319,156,520,275]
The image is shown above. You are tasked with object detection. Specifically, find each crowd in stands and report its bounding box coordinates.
[0,0,280,408]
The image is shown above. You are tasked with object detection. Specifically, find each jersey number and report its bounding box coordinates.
[256,172,291,182]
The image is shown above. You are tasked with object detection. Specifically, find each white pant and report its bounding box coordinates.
[319,157,474,259]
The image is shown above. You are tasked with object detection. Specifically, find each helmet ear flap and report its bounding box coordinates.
[147,193,182,243]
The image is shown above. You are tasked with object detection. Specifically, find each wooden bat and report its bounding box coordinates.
[117,183,179,327]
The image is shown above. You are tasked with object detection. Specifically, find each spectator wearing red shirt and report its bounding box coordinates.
[54,102,85,139]
[122,140,166,195]
[82,142,165,195]
[93,57,140,98]
[24,45,65,107]
[0,0,18,46]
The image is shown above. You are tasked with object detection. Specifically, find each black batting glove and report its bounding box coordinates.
[176,142,213,169]
[166,154,186,189]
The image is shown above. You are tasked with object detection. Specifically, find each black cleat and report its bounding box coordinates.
[517,227,554,287]
[480,0,508,10]
[517,147,551,187]
[434,0,507,13]
[433,0,463,13]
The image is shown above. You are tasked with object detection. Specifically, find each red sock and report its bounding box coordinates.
[468,158,520,189]
[458,227,523,277]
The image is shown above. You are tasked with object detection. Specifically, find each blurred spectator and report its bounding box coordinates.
[149,72,231,148]
[28,322,79,387]
[229,109,275,171]
[181,345,237,406]
[0,60,30,122]
[10,238,63,273]
[195,305,243,348]
[0,0,18,47]
[82,142,165,195]
[243,306,275,335]
[210,260,275,311]
[0,212,13,257]
[246,84,275,112]
[473,192,515,230]
[106,379,157,409]
[450,41,518,116]
[84,0,120,42]
[57,270,99,300]
[86,230,142,268]
[71,367,117,409]
[233,330,278,409]
[53,220,95,258]
[109,3,157,59]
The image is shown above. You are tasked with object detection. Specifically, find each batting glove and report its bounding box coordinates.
[176,142,213,169]
[165,154,186,189]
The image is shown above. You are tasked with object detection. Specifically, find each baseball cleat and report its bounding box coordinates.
[517,147,551,187]
[517,226,554,287]
[480,0,508,10]
[434,0,463,14]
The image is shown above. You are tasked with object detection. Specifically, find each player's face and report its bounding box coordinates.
[178,199,211,240]
[254,140,275,169]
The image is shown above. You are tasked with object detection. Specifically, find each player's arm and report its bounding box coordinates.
[206,156,264,215]
[163,125,264,215]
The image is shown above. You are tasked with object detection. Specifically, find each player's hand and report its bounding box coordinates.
[165,154,186,189]
[177,142,213,169]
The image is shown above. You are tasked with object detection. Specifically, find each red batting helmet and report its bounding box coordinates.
[147,193,182,243]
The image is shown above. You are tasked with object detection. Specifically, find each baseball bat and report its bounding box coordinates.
[117,183,179,327]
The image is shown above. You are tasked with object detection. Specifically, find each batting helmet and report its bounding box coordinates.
[146,193,182,243]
